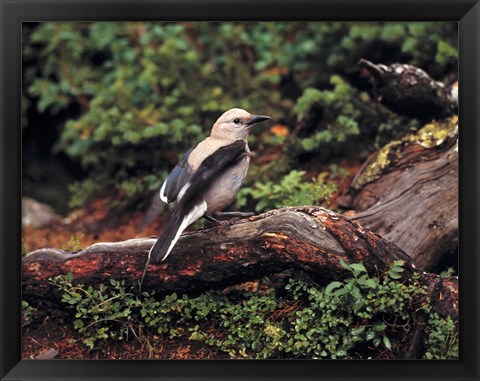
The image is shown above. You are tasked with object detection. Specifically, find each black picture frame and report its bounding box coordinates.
[1,1,479,380]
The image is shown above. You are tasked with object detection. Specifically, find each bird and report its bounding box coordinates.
[148,108,271,263]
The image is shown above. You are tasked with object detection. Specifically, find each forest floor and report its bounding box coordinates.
[22,159,359,360]
[21,203,228,360]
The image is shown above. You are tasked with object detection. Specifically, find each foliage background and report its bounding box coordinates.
[22,21,458,214]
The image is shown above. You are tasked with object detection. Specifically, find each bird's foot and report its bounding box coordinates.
[216,219,234,235]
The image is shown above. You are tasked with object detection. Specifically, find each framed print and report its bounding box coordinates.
[1,0,479,380]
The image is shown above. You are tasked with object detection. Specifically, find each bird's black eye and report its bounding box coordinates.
[233,118,240,124]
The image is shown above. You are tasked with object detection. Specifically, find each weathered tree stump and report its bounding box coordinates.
[340,116,458,272]
[333,60,459,272]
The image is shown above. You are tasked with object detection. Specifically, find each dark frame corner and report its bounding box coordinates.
[1,1,479,380]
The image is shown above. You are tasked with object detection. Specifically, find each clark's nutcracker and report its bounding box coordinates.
[149,108,271,263]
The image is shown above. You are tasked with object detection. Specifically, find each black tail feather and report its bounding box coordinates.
[149,211,184,263]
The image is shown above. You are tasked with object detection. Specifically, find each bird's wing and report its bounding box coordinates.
[177,140,247,208]
[159,144,198,203]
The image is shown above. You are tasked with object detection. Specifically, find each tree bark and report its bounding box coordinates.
[340,117,458,272]
[358,59,457,121]
[23,206,457,320]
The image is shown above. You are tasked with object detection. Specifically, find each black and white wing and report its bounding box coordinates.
[176,140,246,208]
[159,144,197,203]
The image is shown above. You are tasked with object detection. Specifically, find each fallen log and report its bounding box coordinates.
[23,206,457,320]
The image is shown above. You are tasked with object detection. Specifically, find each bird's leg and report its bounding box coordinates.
[213,211,255,218]
[202,214,224,230]
[203,211,255,232]
[203,214,220,223]
[211,211,256,232]
[202,213,232,235]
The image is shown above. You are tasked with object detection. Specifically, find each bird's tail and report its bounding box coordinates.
[148,202,207,262]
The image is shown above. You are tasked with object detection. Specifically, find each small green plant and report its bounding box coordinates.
[424,313,458,359]
[50,274,153,349]
[439,267,456,277]
[61,235,83,252]
[237,169,338,213]
[22,300,37,328]
[328,163,351,180]
[292,74,421,161]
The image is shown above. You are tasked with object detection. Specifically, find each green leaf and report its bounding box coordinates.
[373,322,386,332]
[388,270,403,279]
[350,263,367,274]
[339,259,351,271]
[351,326,365,335]
[365,279,378,289]
[352,299,365,313]
[73,319,84,329]
[383,335,392,350]
[325,281,343,294]
[350,286,362,299]
[334,288,349,297]
[356,275,368,286]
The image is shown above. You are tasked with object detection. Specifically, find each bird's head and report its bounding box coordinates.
[211,108,271,140]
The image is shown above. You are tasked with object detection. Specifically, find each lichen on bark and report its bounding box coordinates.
[352,115,458,190]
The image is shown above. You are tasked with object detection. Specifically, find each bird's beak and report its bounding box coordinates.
[246,114,271,127]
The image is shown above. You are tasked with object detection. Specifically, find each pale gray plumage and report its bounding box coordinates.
[149,108,271,262]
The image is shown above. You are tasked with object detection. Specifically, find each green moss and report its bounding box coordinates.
[353,140,402,190]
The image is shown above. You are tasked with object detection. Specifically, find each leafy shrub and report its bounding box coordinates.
[294,77,361,152]
[50,274,156,349]
[237,169,338,213]
[280,259,425,358]
[292,75,420,159]
[50,260,458,359]
[23,22,457,211]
